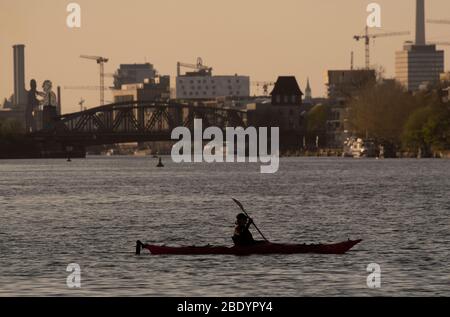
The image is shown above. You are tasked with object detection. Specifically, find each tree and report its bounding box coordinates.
[0,118,24,138]
[348,81,418,145]
[306,104,327,147]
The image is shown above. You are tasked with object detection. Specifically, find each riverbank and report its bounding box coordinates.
[281,149,450,159]
[0,135,86,159]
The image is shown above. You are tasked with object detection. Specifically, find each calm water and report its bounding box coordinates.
[0,157,449,296]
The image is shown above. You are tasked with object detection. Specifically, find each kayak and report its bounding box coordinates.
[136,239,362,256]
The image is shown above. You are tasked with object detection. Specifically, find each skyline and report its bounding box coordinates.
[1,0,450,113]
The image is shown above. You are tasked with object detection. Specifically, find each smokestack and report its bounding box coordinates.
[416,0,426,45]
[13,44,26,106]
[57,86,62,115]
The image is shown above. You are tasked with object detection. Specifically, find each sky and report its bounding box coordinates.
[1,0,450,114]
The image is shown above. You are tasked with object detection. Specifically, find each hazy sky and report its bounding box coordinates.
[1,0,450,113]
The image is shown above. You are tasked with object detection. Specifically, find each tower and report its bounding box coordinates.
[416,0,426,45]
[13,44,26,107]
[305,78,312,102]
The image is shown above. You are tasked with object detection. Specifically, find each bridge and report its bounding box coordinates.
[32,100,248,147]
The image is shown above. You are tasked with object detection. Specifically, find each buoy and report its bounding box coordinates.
[157,157,164,168]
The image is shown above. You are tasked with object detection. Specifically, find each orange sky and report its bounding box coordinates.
[1,0,450,113]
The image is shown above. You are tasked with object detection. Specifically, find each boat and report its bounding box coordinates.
[136,239,362,256]
[343,137,377,158]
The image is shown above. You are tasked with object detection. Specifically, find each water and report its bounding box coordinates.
[0,157,449,296]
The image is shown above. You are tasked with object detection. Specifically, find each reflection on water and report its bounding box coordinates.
[0,157,449,296]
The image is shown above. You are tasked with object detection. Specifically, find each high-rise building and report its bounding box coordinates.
[395,0,444,91]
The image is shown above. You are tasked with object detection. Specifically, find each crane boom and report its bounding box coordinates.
[427,19,450,24]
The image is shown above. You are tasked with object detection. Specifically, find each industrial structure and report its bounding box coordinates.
[176,58,250,100]
[13,45,27,107]
[395,0,445,91]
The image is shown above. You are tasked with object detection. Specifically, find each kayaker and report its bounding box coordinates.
[232,213,256,246]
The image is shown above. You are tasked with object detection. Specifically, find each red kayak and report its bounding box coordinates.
[136,239,362,256]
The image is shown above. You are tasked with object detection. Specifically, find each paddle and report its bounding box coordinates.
[232,198,269,242]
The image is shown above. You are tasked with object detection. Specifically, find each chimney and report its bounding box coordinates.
[13,44,26,106]
[57,86,62,115]
[416,0,426,45]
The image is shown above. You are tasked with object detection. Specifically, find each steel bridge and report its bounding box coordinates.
[32,100,248,146]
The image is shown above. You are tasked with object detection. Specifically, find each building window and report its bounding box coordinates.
[276,95,281,103]
[284,95,289,103]
[291,95,296,103]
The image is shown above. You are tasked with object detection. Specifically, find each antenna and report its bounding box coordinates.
[351,51,354,70]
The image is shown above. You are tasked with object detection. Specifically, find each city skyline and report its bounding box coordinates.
[1,0,450,113]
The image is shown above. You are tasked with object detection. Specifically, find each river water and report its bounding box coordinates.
[0,157,448,296]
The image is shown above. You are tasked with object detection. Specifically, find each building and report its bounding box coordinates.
[176,68,250,100]
[112,76,170,103]
[270,76,303,106]
[326,70,376,103]
[114,63,157,89]
[395,0,444,91]
[247,76,306,150]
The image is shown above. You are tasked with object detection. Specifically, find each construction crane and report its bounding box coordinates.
[251,81,275,96]
[80,55,109,105]
[177,57,212,76]
[428,41,450,46]
[354,27,410,69]
[427,19,450,25]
